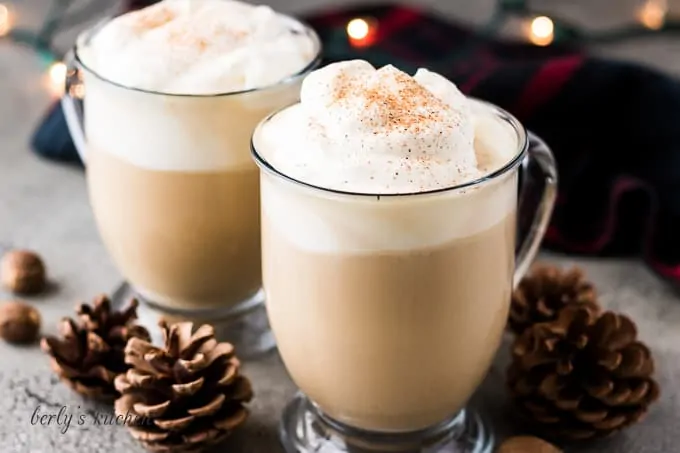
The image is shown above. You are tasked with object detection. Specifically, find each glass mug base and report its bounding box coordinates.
[280,393,494,453]
[112,283,276,358]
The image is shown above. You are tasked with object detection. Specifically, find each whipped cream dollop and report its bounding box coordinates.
[256,60,516,194]
[78,0,317,94]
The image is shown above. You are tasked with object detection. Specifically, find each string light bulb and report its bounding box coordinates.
[528,15,554,46]
[47,62,67,97]
[346,17,377,48]
[0,4,12,37]
[347,18,370,40]
[638,0,667,30]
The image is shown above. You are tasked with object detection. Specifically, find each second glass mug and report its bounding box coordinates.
[251,99,558,452]
[61,15,321,356]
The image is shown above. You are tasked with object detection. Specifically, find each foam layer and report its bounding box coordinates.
[83,62,305,172]
[79,0,317,94]
[256,60,517,194]
[261,170,517,253]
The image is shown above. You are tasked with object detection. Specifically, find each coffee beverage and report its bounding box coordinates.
[263,214,515,431]
[254,61,520,432]
[88,147,261,308]
[76,0,319,310]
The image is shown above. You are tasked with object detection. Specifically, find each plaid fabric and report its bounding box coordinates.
[31,2,680,285]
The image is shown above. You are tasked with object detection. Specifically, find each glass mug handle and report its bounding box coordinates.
[514,131,558,288]
[61,49,88,165]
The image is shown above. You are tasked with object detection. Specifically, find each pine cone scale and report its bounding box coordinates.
[182,428,224,446]
[205,342,235,363]
[535,298,554,317]
[617,343,653,377]
[182,325,216,356]
[232,376,254,402]
[573,406,608,423]
[596,350,623,370]
[214,406,249,431]
[216,363,238,387]
[629,380,655,403]
[607,315,637,350]
[155,415,195,431]
[128,369,159,388]
[128,426,170,443]
[592,414,627,431]
[172,377,205,398]
[114,374,134,394]
[175,357,207,379]
[187,393,225,417]
[134,400,171,418]
[42,332,80,364]
[554,397,580,411]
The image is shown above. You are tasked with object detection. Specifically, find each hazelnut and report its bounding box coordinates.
[1,249,47,294]
[497,436,562,453]
[0,301,41,344]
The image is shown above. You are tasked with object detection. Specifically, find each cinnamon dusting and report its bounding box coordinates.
[330,68,454,134]
[131,7,176,31]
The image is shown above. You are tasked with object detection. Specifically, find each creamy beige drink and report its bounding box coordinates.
[254,61,520,432]
[77,0,319,310]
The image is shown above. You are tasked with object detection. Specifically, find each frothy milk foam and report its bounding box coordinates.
[81,0,316,95]
[255,60,521,253]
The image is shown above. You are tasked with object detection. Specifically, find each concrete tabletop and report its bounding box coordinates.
[1,0,679,452]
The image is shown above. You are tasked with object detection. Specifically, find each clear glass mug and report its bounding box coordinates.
[61,15,321,356]
[251,99,557,452]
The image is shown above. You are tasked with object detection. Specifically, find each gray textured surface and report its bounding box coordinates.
[1,0,680,452]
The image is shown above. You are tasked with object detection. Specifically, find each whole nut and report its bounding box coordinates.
[1,249,47,294]
[0,301,41,344]
[497,436,562,453]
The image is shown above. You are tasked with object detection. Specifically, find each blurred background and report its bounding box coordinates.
[3,0,680,103]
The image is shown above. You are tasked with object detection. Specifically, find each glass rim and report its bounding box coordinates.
[72,12,323,98]
[250,98,528,198]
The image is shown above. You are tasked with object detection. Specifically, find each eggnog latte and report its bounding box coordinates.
[253,60,524,441]
[75,0,319,311]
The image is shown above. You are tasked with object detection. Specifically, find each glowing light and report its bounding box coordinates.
[47,62,67,97]
[639,0,667,30]
[528,16,554,46]
[347,18,370,40]
[0,4,12,37]
[346,17,377,48]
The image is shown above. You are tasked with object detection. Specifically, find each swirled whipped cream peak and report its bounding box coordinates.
[257,60,516,194]
[78,0,317,94]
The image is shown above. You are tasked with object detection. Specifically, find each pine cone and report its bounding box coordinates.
[507,306,660,442]
[114,321,253,453]
[509,265,600,336]
[41,296,150,401]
